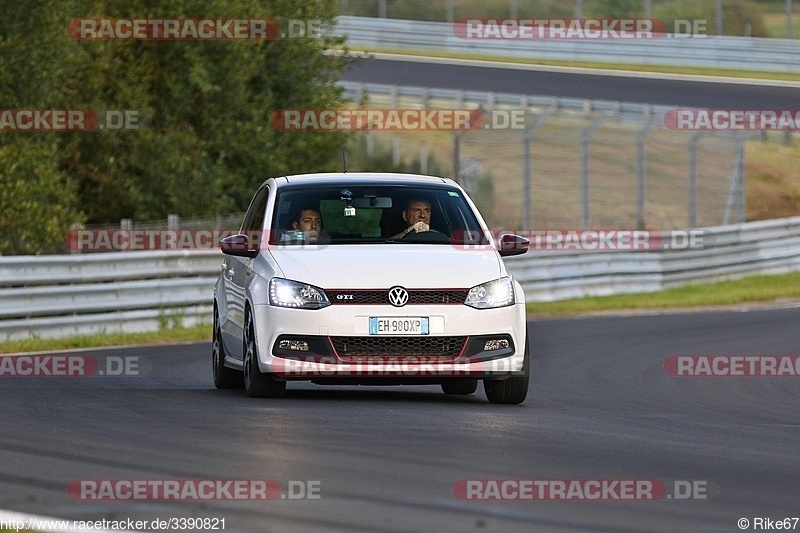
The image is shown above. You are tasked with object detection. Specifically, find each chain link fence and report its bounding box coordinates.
[344,82,754,231]
[455,116,750,230]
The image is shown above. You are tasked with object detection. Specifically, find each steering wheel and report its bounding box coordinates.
[401,228,448,242]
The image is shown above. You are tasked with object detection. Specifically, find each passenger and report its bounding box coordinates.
[283,206,325,242]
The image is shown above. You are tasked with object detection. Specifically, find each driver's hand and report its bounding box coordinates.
[411,221,429,233]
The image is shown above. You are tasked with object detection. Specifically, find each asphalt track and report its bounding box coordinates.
[2,308,799,532]
[341,56,800,108]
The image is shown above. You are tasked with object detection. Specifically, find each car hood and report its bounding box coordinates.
[268,245,503,289]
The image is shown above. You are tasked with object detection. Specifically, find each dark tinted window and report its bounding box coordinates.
[270,185,489,245]
[240,187,269,233]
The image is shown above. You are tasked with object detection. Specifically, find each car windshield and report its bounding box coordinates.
[270,184,489,245]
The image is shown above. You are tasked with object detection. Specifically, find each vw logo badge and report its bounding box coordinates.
[388,286,409,307]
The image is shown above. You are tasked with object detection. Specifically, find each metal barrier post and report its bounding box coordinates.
[688,132,706,228]
[636,109,656,230]
[580,117,606,229]
[450,131,461,183]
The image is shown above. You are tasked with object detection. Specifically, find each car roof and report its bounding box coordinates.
[265,172,455,189]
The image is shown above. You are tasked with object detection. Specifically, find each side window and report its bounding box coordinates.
[240,187,269,250]
[240,187,269,233]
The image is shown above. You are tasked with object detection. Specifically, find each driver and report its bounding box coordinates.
[393,198,432,238]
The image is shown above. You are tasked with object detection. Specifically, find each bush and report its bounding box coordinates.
[0,140,83,255]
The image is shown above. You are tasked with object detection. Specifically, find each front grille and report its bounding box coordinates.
[327,289,468,305]
[330,336,467,361]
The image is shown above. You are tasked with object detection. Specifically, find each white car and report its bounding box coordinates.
[213,173,530,404]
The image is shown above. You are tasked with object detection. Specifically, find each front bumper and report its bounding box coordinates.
[251,302,527,380]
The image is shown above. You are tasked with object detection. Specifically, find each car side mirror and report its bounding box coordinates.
[498,234,529,257]
[220,234,258,258]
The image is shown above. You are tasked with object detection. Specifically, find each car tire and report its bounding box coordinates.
[441,379,478,395]
[483,338,529,405]
[213,305,243,389]
[243,308,286,398]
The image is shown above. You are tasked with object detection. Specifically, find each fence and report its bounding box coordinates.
[80,213,244,233]
[333,16,800,73]
[65,213,245,254]
[338,0,784,32]
[507,216,800,301]
[3,216,800,340]
[340,81,753,231]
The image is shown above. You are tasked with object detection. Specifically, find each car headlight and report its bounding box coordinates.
[269,278,331,309]
[464,277,515,309]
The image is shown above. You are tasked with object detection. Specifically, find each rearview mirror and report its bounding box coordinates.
[220,234,258,258]
[352,197,392,209]
[498,234,529,257]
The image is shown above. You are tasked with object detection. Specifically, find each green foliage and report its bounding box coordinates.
[0,0,86,254]
[0,323,212,354]
[528,270,800,316]
[0,0,353,253]
[0,140,82,254]
[157,306,185,330]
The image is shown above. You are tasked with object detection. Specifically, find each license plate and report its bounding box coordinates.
[369,317,429,335]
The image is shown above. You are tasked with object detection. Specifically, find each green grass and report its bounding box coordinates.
[527,271,800,316]
[0,324,211,355]
[343,46,800,82]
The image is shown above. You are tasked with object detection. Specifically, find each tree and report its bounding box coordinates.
[1,0,353,253]
[0,0,86,254]
[0,140,81,254]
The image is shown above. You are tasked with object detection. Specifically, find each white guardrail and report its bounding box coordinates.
[0,251,218,341]
[337,80,676,120]
[3,217,800,340]
[334,16,800,73]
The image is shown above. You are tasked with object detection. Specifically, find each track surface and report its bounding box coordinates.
[2,309,799,531]
[342,57,800,108]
